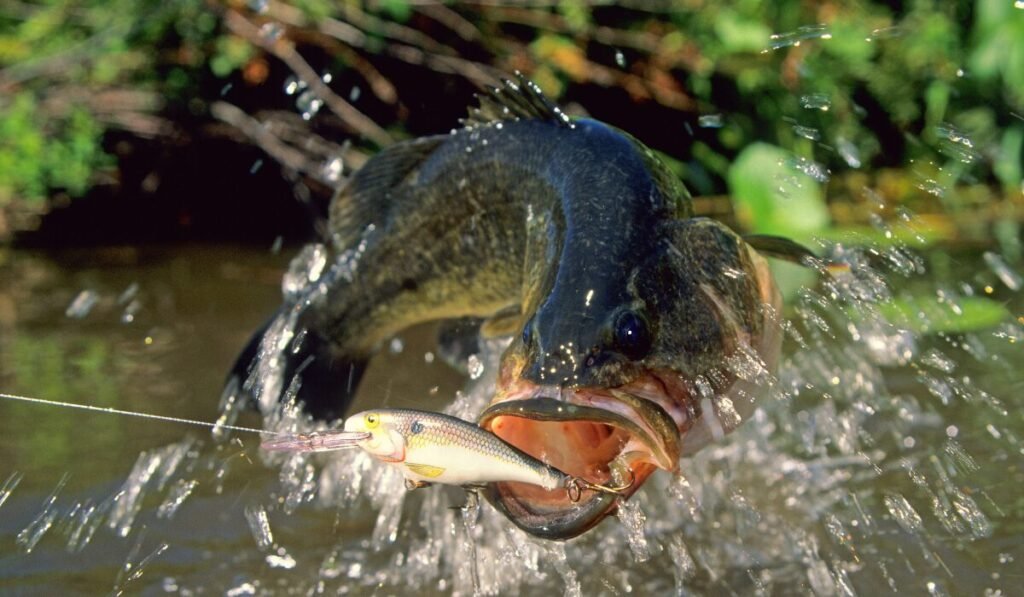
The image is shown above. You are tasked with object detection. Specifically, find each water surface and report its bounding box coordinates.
[0,242,1021,595]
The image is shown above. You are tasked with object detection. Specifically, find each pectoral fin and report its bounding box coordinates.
[480,305,524,338]
[405,462,446,478]
[743,234,817,266]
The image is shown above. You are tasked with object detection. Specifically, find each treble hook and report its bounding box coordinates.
[565,469,635,503]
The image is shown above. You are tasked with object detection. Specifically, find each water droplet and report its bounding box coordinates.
[156,479,198,519]
[389,337,404,354]
[935,123,980,164]
[836,137,862,168]
[296,89,323,120]
[244,504,274,551]
[283,75,306,96]
[614,48,626,68]
[787,155,831,182]
[0,472,23,510]
[226,581,257,597]
[249,158,263,174]
[792,124,821,141]
[282,243,328,298]
[266,549,297,569]
[349,86,361,102]
[467,354,484,379]
[65,289,98,319]
[616,498,650,562]
[248,0,268,13]
[17,474,68,553]
[424,351,435,364]
[698,114,723,128]
[320,71,333,84]
[800,93,831,111]
[259,22,283,43]
[982,252,1022,291]
[867,26,902,41]
[885,493,923,533]
[766,24,832,51]
[322,156,343,183]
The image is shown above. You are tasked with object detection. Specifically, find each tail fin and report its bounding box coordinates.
[227,313,368,422]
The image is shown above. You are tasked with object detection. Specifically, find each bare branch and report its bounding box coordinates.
[223,9,393,147]
[210,101,338,185]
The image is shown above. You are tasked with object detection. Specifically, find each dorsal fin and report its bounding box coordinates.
[461,72,573,128]
[328,135,445,250]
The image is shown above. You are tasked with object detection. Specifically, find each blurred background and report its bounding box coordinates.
[1,1,1023,595]
[1,0,1021,248]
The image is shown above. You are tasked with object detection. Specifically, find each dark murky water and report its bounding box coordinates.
[0,243,1021,595]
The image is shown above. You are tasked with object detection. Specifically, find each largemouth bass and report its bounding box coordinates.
[231,75,806,539]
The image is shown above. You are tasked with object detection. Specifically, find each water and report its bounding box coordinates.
[0,237,1022,594]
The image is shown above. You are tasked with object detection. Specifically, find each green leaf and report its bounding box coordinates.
[727,142,830,239]
[877,295,1011,334]
[714,10,771,54]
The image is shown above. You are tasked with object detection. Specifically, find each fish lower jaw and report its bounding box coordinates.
[477,390,678,539]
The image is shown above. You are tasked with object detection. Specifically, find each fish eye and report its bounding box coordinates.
[365,413,379,428]
[612,310,652,361]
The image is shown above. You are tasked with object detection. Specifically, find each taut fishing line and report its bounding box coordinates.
[0,392,279,436]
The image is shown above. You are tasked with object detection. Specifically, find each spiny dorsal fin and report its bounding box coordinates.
[461,72,573,129]
[328,135,445,250]
[743,234,818,266]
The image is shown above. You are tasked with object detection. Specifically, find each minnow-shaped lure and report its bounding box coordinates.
[262,408,631,501]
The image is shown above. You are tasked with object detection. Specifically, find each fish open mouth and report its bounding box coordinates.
[477,375,689,539]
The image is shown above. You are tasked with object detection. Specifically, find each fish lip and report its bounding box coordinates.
[478,393,679,471]
[477,383,682,539]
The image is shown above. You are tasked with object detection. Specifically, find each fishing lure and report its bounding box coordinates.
[262,408,632,502]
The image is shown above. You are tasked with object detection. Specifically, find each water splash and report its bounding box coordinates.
[765,24,832,51]
[16,473,69,553]
[244,504,275,551]
[982,252,1022,291]
[156,479,198,519]
[698,114,724,128]
[801,93,832,111]
[0,470,23,509]
[65,289,98,319]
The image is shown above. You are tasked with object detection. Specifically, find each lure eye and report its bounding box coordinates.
[612,310,652,361]
[364,413,380,429]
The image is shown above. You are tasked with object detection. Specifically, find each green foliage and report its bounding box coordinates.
[0,93,110,204]
[727,142,830,239]
[378,0,412,23]
[0,0,240,207]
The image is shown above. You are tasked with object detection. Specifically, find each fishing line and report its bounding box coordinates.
[0,392,281,436]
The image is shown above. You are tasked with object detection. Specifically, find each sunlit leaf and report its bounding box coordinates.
[727,142,830,239]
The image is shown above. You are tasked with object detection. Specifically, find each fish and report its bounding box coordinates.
[261,408,632,501]
[229,74,810,539]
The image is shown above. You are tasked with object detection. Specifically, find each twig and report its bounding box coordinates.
[337,4,454,56]
[223,9,393,147]
[210,101,341,185]
[415,3,482,44]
